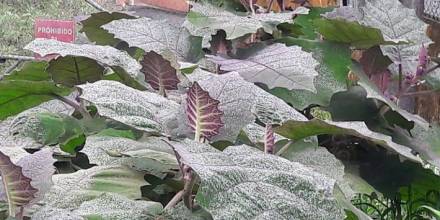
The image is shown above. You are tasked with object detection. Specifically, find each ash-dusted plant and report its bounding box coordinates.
[1,0,440,219]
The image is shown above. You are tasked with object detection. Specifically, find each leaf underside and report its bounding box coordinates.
[0,151,37,217]
[141,51,180,92]
[186,82,224,141]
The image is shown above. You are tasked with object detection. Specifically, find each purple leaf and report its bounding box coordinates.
[141,51,180,95]
[264,124,275,154]
[0,151,37,218]
[186,82,224,142]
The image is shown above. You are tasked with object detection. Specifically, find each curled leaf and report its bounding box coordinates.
[186,82,224,142]
[0,151,37,218]
[140,51,180,95]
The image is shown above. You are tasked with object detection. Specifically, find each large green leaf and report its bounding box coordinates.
[78,80,180,135]
[36,165,149,213]
[274,119,421,163]
[81,136,178,179]
[80,11,136,46]
[0,80,70,120]
[25,39,145,88]
[102,17,197,62]
[10,112,85,154]
[314,18,406,49]
[272,39,350,109]
[47,56,105,87]
[2,61,50,81]
[184,1,309,47]
[32,193,162,220]
[208,43,319,91]
[171,139,344,219]
[183,69,308,142]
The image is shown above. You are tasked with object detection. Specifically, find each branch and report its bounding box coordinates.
[2,61,23,75]
[84,0,108,12]
[401,89,439,97]
[164,190,185,210]
[0,54,35,61]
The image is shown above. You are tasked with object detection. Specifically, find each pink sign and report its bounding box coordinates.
[34,19,75,60]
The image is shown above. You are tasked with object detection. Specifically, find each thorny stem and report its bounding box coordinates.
[164,190,185,210]
[52,94,92,119]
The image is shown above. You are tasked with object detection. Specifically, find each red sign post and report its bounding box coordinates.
[34,19,76,60]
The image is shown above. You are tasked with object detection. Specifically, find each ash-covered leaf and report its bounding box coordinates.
[78,80,180,135]
[141,51,180,93]
[0,151,37,217]
[184,1,309,47]
[186,82,224,141]
[357,0,431,74]
[80,11,136,46]
[25,39,144,84]
[274,119,422,163]
[322,6,359,21]
[16,149,55,205]
[170,139,344,219]
[208,43,319,91]
[81,136,178,179]
[32,193,162,220]
[182,69,307,142]
[34,165,149,215]
[102,18,194,61]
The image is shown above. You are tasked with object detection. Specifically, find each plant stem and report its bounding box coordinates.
[398,63,403,92]
[267,0,275,12]
[52,94,92,119]
[164,190,185,210]
[276,140,293,156]
[0,54,35,61]
[249,0,255,15]
[84,0,107,11]
[401,89,438,97]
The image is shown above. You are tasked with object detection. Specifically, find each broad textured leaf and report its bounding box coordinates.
[322,6,359,22]
[25,39,144,85]
[352,65,429,129]
[171,139,344,219]
[32,193,162,220]
[80,11,136,46]
[78,80,179,135]
[182,69,307,141]
[0,151,37,217]
[16,149,55,205]
[314,18,406,49]
[0,80,71,120]
[274,119,422,163]
[81,136,178,178]
[10,112,85,153]
[36,165,149,213]
[140,51,180,93]
[186,82,224,141]
[102,17,195,61]
[184,2,309,47]
[271,39,350,109]
[356,0,431,74]
[47,56,105,87]
[208,43,319,91]
[2,61,50,81]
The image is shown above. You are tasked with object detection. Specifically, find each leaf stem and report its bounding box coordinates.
[275,140,293,156]
[52,94,92,119]
[267,0,275,12]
